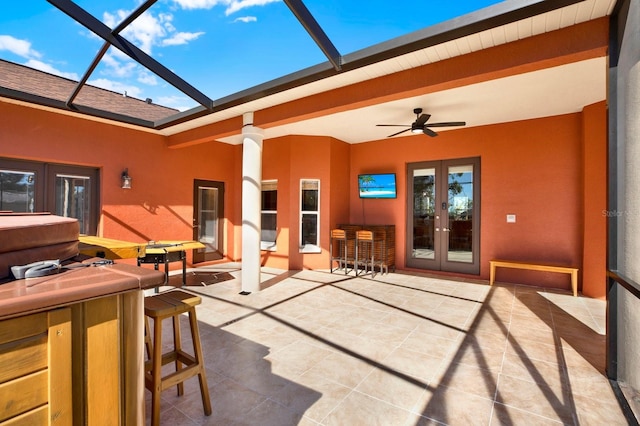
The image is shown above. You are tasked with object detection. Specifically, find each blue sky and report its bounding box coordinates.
[0,1,504,111]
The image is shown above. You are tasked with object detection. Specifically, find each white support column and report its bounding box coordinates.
[241,112,264,294]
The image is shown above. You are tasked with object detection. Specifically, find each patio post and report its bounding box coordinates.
[241,112,264,293]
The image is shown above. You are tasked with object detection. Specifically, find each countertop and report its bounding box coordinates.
[0,261,165,320]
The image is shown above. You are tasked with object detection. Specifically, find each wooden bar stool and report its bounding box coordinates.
[144,290,212,426]
[330,229,353,274]
[355,230,375,277]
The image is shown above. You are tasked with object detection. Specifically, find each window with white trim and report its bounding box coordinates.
[261,180,278,251]
[300,179,320,253]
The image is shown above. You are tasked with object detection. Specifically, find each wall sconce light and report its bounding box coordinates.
[121,168,132,189]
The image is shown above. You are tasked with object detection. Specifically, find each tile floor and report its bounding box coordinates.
[145,264,630,425]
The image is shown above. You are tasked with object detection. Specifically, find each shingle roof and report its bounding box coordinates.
[0,59,178,123]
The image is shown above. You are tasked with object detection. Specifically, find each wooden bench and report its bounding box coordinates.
[489,260,579,296]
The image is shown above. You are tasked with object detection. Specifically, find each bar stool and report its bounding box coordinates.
[144,290,212,426]
[330,229,353,274]
[355,230,375,277]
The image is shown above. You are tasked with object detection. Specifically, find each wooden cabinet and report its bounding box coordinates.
[0,292,144,426]
[0,309,72,425]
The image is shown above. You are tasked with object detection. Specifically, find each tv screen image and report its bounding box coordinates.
[358,173,397,199]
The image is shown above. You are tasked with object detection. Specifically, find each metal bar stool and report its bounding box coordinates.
[355,230,375,277]
[330,229,352,274]
[144,290,212,426]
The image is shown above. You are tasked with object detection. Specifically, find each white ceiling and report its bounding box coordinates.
[159,0,613,146]
[219,57,607,144]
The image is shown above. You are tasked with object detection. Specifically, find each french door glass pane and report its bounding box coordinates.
[447,165,473,263]
[0,170,35,213]
[55,174,91,234]
[412,168,436,259]
[198,187,218,251]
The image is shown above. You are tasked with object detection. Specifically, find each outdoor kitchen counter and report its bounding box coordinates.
[0,262,165,425]
[0,261,164,320]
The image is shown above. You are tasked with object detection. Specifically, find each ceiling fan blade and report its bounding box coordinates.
[387,128,411,137]
[415,114,431,126]
[426,121,466,127]
[423,127,438,137]
[376,124,410,127]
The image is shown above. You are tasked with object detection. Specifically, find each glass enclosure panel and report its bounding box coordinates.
[55,174,91,234]
[301,213,318,246]
[447,165,473,263]
[0,170,35,213]
[412,168,436,259]
[198,187,218,251]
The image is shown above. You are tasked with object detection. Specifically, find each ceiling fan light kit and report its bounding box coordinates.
[376,107,466,138]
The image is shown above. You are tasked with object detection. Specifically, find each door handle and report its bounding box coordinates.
[443,228,450,232]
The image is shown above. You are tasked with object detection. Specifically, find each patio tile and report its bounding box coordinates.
[495,374,575,424]
[271,370,352,422]
[490,402,564,425]
[145,267,628,425]
[322,390,415,426]
[432,362,500,399]
[355,367,430,412]
[415,386,494,426]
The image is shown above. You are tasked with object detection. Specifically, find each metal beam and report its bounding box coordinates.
[48,0,213,109]
[67,0,158,107]
[156,0,587,129]
[283,0,342,71]
[66,43,109,107]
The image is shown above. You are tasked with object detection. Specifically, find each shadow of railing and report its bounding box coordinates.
[180,268,608,424]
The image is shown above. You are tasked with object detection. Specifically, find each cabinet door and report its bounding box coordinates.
[0,309,72,425]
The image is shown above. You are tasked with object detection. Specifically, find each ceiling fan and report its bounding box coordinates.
[377,108,466,137]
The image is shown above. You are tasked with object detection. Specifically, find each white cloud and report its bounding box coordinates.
[156,95,197,111]
[104,10,168,54]
[102,52,137,78]
[172,0,225,10]
[0,35,42,59]
[137,70,158,85]
[233,16,257,23]
[24,59,79,80]
[102,8,204,54]
[161,31,205,46]
[87,78,143,98]
[225,0,280,16]
[172,0,279,15]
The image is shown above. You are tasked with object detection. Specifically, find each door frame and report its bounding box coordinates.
[193,179,225,263]
[406,157,481,275]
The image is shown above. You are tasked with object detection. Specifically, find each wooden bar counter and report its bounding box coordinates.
[0,262,165,425]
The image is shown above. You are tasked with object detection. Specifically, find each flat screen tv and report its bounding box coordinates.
[358,173,397,199]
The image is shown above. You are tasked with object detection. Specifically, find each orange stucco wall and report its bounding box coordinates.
[261,135,350,271]
[0,16,609,296]
[0,100,608,296]
[349,112,592,293]
[0,101,239,267]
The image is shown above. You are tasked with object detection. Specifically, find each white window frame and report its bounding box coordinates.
[261,180,278,251]
[299,179,321,253]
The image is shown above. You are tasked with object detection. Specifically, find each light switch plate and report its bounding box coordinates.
[506,214,516,223]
